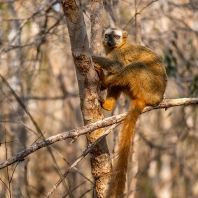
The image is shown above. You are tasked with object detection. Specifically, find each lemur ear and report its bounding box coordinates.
[122,31,128,38]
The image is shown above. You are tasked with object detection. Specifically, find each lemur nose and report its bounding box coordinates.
[107,40,115,47]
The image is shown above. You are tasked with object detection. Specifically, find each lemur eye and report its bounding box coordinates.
[105,34,109,38]
[114,35,120,39]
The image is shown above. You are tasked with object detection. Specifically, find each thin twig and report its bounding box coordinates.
[0,74,70,192]
[50,146,94,184]
[0,178,10,193]
[46,123,120,197]
[0,74,42,136]
[78,188,94,198]
[62,179,92,198]
[4,127,11,198]
[123,0,158,29]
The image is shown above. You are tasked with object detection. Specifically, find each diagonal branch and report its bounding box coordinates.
[46,123,120,197]
[0,98,197,169]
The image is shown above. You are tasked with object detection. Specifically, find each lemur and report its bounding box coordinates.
[92,27,167,198]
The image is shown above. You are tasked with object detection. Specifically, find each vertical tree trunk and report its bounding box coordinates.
[90,0,103,55]
[159,154,172,198]
[60,1,111,197]
[7,2,27,197]
[104,0,119,27]
[134,1,142,45]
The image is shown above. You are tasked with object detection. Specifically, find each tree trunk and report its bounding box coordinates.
[60,1,111,197]
[7,2,27,197]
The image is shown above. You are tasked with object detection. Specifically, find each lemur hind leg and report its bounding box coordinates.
[102,87,122,111]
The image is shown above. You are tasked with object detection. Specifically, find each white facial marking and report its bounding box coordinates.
[104,28,113,35]
[104,28,123,45]
[103,28,125,48]
[104,28,122,37]
[113,29,122,37]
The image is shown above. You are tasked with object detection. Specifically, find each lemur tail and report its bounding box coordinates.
[106,99,146,198]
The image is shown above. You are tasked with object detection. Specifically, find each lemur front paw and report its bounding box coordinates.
[94,64,105,80]
[94,64,101,73]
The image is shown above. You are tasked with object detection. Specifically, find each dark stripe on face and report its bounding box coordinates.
[107,31,117,47]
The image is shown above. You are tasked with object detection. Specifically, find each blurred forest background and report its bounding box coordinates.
[0,0,198,197]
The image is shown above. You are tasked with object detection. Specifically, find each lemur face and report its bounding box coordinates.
[103,28,123,48]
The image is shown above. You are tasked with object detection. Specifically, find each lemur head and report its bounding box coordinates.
[103,27,128,48]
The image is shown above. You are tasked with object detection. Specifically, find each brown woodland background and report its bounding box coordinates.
[0,0,198,198]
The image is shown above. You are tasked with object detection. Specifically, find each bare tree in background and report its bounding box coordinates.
[6,2,26,197]
[0,0,198,198]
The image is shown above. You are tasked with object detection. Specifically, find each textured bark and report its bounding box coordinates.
[90,1,112,197]
[60,1,111,197]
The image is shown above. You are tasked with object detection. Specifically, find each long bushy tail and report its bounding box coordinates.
[106,100,146,198]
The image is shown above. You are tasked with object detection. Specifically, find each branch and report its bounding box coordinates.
[46,123,119,197]
[123,0,158,30]
[0,74,43,136]
[0,98,197,169]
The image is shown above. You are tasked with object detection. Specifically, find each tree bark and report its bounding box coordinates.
[60,0,111,197]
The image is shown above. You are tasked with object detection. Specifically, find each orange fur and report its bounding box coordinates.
[106,100,146,198]
[92,27,167,197]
